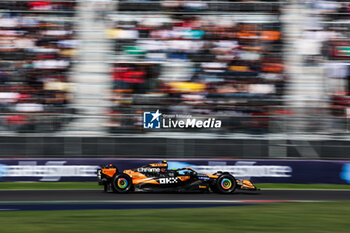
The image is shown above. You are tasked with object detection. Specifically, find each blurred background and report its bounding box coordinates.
[1,0,350,159]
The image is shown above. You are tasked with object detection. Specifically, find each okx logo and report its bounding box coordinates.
[143,109,162,129]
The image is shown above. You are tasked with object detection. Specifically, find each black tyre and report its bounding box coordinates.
[112,173,133,193]
[215,174,237,194]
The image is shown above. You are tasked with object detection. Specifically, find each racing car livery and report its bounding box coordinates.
[97,161,259,194]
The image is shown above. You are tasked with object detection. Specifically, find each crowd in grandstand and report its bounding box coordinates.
[1,0,350,134]
[304,0,350,131]
[0,1,77,132]
[107,7,284,133]
[117,0,281,12]
[0,1,76,12]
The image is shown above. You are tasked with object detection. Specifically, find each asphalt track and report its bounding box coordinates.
[0,189,349,210]
[1,189,350,202]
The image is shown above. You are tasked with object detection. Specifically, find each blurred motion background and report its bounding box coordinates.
[1,0,350,159]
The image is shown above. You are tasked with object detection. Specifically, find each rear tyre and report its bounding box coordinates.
[215,174,236,194]
[112,173,133,193]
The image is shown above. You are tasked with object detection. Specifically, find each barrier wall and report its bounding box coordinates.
[0,158,349,184]
[1,136,350,159]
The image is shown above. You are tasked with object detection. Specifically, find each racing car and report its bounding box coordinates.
[97,161,259,194]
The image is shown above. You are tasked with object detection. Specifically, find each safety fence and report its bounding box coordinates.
[1,136,350,159]
[0,109,349,135]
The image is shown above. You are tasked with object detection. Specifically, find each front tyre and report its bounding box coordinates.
[112,173,133,193]
[215,174,237,194]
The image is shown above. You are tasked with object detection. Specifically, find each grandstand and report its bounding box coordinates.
[107,1,284,134]
[0,0,77,133]
[0,0,350,158]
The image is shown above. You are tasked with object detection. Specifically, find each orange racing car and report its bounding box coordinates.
[97,161,259,194]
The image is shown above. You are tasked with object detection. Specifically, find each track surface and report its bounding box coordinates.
[1,189,349,210]
[1,189,350,202]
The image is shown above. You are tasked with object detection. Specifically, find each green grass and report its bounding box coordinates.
[0,182,349,190]
[0,182,100,190]
[0,202,349,233]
